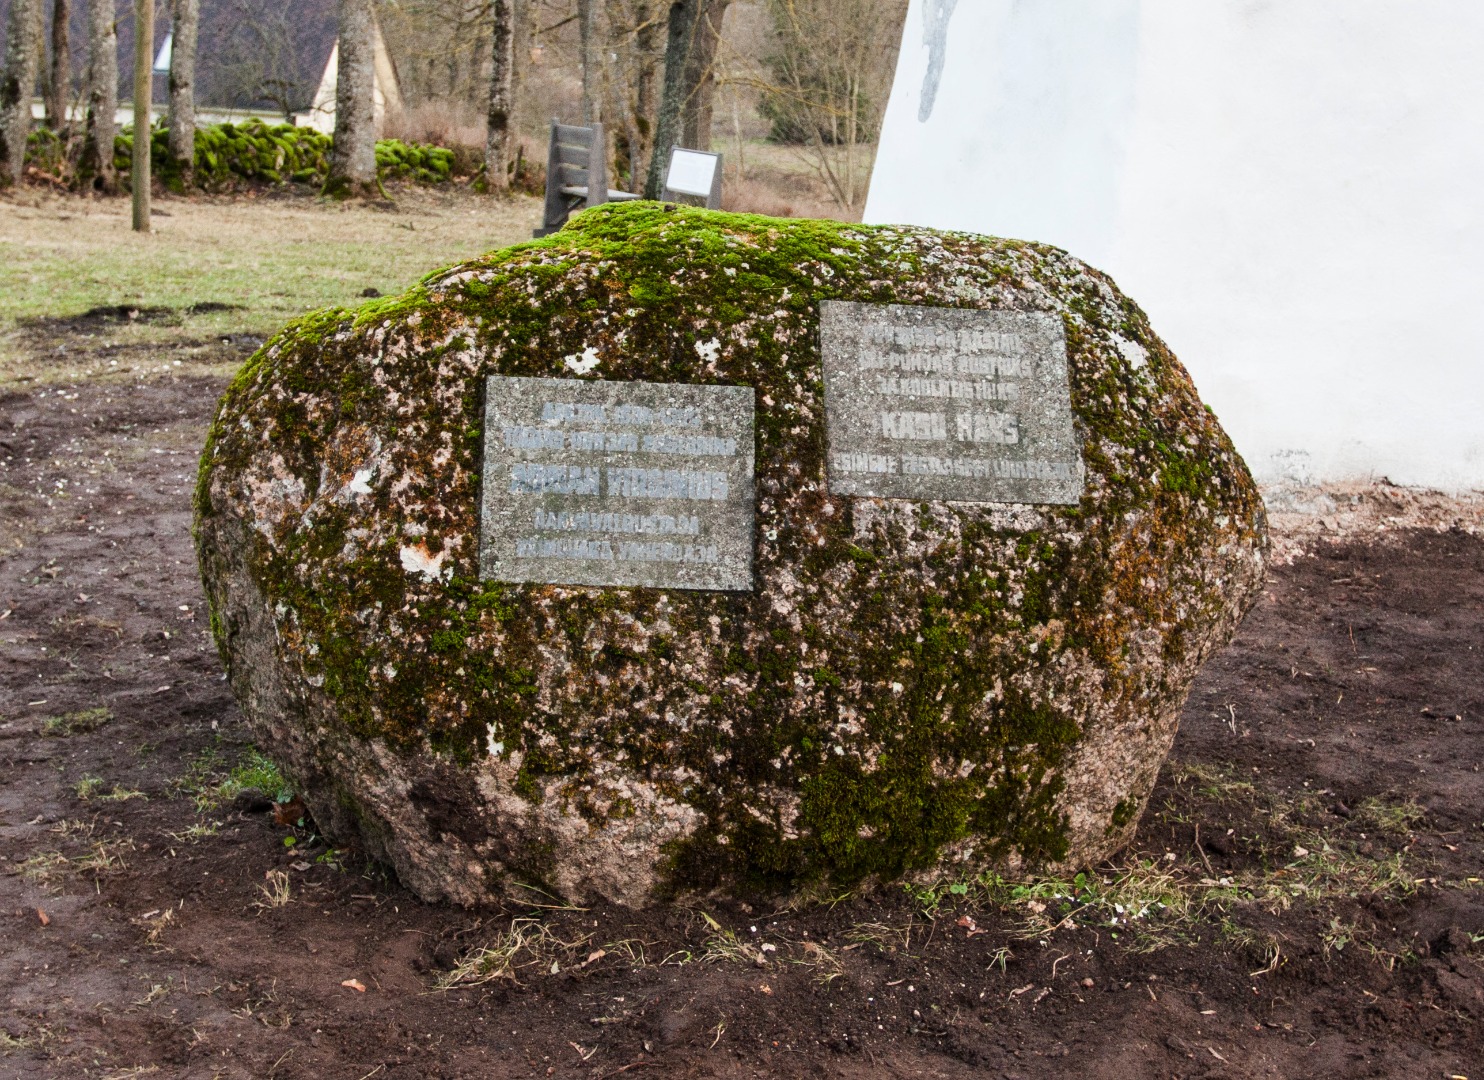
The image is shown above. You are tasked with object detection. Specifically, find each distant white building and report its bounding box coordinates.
[866,1,1484,493]
[293,21,405,136]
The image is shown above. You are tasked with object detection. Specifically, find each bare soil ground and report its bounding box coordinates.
[2,209,1483,1080]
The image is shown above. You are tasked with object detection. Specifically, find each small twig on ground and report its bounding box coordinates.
[1193,824,1215,876]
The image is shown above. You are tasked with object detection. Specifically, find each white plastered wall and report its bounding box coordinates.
[864,1,1484,491]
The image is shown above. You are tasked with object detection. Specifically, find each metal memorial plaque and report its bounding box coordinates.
[820,302,1085,504]
[480,376,755,590]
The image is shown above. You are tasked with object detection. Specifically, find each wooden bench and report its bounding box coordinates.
[534,121,641,238]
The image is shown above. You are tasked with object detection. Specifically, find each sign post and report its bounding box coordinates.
[662,147,723,209]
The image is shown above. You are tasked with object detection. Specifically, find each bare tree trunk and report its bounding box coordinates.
[643,0,694,199]
[131,0,152,230]
[484,0,513,194]
[609,0,660,193]
[577,0,598,125]
[167,0,197,185]
[324,0,379,199]
[79,0,116,191]
[45,0,69,133]
[679,0,728,150]
[0,0,43,186]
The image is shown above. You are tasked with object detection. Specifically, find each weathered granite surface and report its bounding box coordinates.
[194,203,1267,907]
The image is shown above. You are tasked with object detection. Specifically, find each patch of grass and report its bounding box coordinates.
[1167,761,1258,803]
[436,917,598,988]
[140,909,175,947]
[178,744,292,812]
[1357,796,1428,835]
[99,785,147,803]
[790,940,844,984]
[973,864,1206,948]
[18,851,71,887]
[1258,840,1416,911]
[167,820,222,843]
[254,870,292,910]
[218,749,290,804]
[0,1023,56,1054]
[40,706,112,737]
[845,921,909,953]
[22,840,133,889]
[131,976,174,1006]
[0,189,540,385]
[906,794,1422,955]
[75,775,146,802]
[73,839,133,876]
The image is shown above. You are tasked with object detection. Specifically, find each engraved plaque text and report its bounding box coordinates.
[480,376,755,590]
[821,303,1084,504]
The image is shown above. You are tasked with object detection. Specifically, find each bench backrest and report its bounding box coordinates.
[541,121,610,234]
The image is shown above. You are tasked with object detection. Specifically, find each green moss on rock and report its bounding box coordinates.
[194,202,1267,907]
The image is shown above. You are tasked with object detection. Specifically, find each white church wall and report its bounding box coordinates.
[864,1,1484,491]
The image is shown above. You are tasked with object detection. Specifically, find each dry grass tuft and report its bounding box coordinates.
[254,870,292,910]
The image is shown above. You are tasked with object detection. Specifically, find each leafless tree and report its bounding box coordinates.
[576,0,598,124]
[132,0,153,231]
[603,0,661,191]
[205,0,317,119]
[642,0,693,197]
[325,0,379,198]
[168,0,198,181]
[484,0,514,192]
[79,0,117,190]
[44,0,70,133]
[0,0,44,186]
[381,0,490,111]
[678,0,727,150]
[750,0,903,211]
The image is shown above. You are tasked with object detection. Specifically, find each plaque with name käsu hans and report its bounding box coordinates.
[480,376,755,590]
[820,303,1085,504]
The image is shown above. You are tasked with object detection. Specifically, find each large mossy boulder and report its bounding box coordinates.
[195,203,1267,907]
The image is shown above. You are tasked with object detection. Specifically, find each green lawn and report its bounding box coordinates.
[0,188,542,384]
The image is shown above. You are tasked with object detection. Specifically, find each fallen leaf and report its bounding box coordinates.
[341,979,367,993]
[273,797,306,827]
[955,915,985,937]
[290,861,312,872]
[758,983,773,995]
[582,949,606,967]
[36,908,50,926]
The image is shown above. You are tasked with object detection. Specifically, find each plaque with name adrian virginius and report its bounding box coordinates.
[480,376,755,590]
[820,302,1085,504]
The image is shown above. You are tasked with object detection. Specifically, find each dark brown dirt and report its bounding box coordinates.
[2,367,1481,1079]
